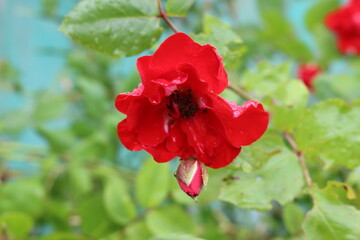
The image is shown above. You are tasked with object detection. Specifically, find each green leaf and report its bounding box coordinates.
[271,106,307,133]
[39,233,84,240]
[60,0,163,57]
[0,179,45,217]
[0,60,21,91]
[76,77,109,118]
[166,0,194,17]
[135,160,170,208]
[257,0,283,12]
[0,110,28,135]
[151,234,205,240]
[69,132,114,162]
[241,62,291,98]
[41,0,59,17]
[303,185,360,240]
[33,90,67,121]
[35,127,74,153]
[305,0,340,65]
[192,14,245,70]
[241,62,309,107]
[123,221,153,240]
[145,206,196,235]
[196,168,229,204]
[231,129,286,172]
[347,166,360,191]
[241,62,310,133]
[79,194,119,238]
[103,176,136,225]
[259,11,312,61]
[282,203,305,235]
[68,163,92,195]
[305,0,338,31]
[219,151,304,211]
[0,212,34,239]
[315,73,360,101]
[294,99,360,169]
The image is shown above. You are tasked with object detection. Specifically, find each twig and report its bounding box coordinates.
[283,132,313,189]
[157,0,179,33]
[227,84,257,101]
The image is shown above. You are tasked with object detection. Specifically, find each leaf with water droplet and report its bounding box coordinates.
[59,0,163,57]
[220,150,304,211]
[294,99,360,169]
[303,183,360,240]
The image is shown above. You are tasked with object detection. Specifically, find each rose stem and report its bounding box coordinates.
[283,132,313,190]
[157,0,180,33]
[227,84,257,101]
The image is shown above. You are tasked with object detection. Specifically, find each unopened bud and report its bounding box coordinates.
[175,158,208,198]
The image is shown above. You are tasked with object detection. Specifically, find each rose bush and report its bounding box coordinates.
[115,33,269,169]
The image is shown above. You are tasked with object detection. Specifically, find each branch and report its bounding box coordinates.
[157,0,179,33]
[283,132,313,190]
[227,84,257,101]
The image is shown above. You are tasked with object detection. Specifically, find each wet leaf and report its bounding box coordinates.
[60,0,163,57]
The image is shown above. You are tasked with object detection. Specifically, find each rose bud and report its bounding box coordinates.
[175,158,208,198]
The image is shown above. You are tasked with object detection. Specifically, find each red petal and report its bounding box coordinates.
[117,119,142,151]
[338,37,360,54]
[176,63,209,97]
[144,143,177,163]
[209,95,269,147]
[165,122,185,153]
[115,84,144,114]
[137,105,168,147]
[149,33,228,94]
[180,110,240,168]
[202,139,241,169]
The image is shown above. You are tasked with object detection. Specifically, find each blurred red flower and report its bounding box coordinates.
[325,0,360,55]
[297,63,321,91]
[115,33,269,169]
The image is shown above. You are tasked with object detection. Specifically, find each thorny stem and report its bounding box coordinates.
[229,85,313,192]
[157,0,179,33]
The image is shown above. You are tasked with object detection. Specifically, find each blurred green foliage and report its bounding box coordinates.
[1,0,360,239]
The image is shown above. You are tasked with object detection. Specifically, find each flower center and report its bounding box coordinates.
[167,89,199,119]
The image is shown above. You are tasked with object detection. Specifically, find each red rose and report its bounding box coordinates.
[115,33,269,169]
[297,63,321,91]
[325,0,360,55]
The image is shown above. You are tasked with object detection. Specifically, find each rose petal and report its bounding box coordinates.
[201,139,241,169]
[209,95,269,147]
[145,143,177,163]
[149,33,228,94]
[137,105,168,147]
[117,119,142,151]
[115,84,144,114]
[165,122,185,153]
[179,110,239,168]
